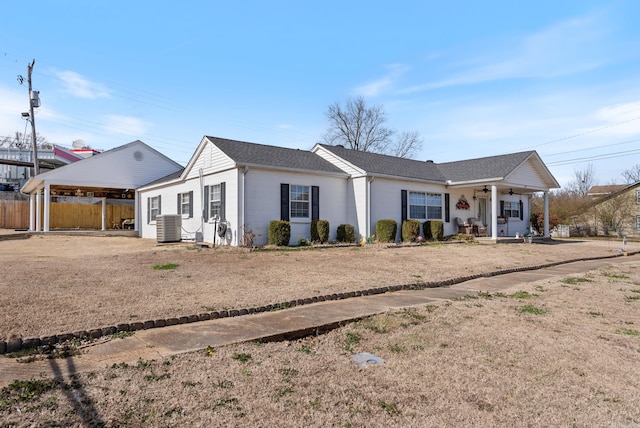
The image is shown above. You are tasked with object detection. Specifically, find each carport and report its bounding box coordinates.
[21,140,183,233]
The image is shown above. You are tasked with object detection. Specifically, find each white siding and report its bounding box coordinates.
[370,178,456,238]
[313,146,364,176]
[37,141,181,189]
[140,168,239,245]
[351,177,369,239]
[185,141,235,180]
[244,169,348,246]
[505,160,548,190]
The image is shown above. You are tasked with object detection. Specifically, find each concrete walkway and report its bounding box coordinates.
[1,254,638,387]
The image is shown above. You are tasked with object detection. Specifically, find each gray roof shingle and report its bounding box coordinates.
[209,137,345,174]
[436,151,534,182]
[318,144,446,182]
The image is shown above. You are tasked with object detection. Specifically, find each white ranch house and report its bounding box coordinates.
[137,136,559,245]
[21,136,559,244]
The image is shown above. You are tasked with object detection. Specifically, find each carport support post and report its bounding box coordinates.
[43,184,50,232]
[35,188,41,232]
[29,193,36,231]
[101,197,107,231]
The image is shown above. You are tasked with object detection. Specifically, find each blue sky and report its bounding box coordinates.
[1,1,640,187]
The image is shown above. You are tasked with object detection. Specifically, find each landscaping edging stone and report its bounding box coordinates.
[1,251,638,355]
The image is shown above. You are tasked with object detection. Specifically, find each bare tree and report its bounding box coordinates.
[392,130,423,159]
[0,132,50,149]
[567,164,597,197]
[321,97,422,158]
[622,164,640,184]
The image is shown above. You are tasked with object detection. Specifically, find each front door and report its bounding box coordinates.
[478,197,487,226]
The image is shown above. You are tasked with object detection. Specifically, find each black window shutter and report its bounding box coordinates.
[519,200,523,220]
[311,186,319,221]
[220,182,226,222]
[147,198,151,224]
[401,190,407,223]
[444,193,450,222]
[157,195,161,216]
[500,200,505,216]
[177,194,181,215]
[281,183,290,221]
[188,191,194,218]
[203,186,209,221]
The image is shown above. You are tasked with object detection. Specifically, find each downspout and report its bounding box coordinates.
[199,168,204,240]
[241,166,249,246]
[367,176,374,238]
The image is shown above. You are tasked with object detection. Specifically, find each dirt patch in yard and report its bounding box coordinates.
[0,234,636,340]
[1,247,639,426]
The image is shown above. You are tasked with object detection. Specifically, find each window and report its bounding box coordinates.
[503,201,520,218]
[636,190,640,204]
[636,215,640,231]
[209,184,221,219]
[148,196,160,222]
[178,191,192,218]
[409,192,442,220]
[290,185,310,218]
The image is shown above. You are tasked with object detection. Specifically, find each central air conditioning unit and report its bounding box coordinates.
[156,214,182,243]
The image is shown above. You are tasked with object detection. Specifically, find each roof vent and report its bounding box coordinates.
[425,160,433,163]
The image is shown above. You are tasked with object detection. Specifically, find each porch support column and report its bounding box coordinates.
[43,184,50,232]
[29,193,36,231]
[35,188,41,232]
[543,191,550,237]
[101,197,107,231]
[490,185,498,240]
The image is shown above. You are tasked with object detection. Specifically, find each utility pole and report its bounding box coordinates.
[26,59,39,175]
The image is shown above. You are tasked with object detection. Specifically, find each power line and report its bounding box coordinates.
[546,148,640,166]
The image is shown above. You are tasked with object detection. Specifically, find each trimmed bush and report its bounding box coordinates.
[423,220,444,241]
[268,220,290,246]
[310,219,330,243]
[402,219,421,242]
[336,224,355,243]
[376,219,397,243]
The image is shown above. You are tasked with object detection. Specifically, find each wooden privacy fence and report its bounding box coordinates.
[0,199,29,229]
[0,200,135,230]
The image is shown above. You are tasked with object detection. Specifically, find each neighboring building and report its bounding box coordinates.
[0,145,83,190]
[576,181,640,237]
[587,184,626,201]
[137,136,560,245]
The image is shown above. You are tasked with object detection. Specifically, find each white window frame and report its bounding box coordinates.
[409,191,442,220]
[636,215,640,231]
[149,196,160,222]
[290,185,310,219]
[179,192,191,217]
[503,201,520,219]
[209,184,221,219]
[636,190,640,204]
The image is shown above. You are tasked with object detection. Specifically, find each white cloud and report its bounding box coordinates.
[55,70,110,99]
[399,14,610,94]
[353,64,410,97]
[101,115,150,136]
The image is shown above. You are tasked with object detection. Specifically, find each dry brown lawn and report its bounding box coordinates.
[1,235,640,426]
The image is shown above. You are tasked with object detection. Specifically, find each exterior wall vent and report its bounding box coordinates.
[156,214,182,243]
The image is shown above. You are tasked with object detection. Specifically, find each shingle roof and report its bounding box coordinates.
[587,184,626,195]
[436,151,534,182]
[317,144,446,182]
[209,137,345,174]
